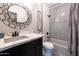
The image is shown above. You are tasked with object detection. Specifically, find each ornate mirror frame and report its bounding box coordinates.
[0,3,32,29]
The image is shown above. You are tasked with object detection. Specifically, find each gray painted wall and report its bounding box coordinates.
[43,4,49,34]
[49,4,71,41]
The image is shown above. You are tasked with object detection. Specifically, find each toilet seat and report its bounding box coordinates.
[43,42,54,49]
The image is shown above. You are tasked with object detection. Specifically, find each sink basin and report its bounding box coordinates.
[4,36,29,43]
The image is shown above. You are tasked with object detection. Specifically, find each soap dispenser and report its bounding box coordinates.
[46,32,50,41]
[0,32,4,39]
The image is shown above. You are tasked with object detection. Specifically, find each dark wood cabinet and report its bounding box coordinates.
[0,38,42,56]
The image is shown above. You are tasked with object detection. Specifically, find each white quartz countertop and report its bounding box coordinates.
[0,33,44,52]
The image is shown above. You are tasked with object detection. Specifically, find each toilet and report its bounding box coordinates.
[43,42,54,56]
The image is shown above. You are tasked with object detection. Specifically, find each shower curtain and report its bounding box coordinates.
[69,3,79,56]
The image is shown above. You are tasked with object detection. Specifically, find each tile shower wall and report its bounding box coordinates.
[49,4,71,41]
[0,3,43,35]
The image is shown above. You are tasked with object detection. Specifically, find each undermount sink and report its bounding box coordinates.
[4,36,29,43]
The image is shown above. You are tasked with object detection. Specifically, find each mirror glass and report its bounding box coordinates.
[8,5,28,23]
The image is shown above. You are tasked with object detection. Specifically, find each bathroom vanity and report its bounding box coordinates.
[0,3,44,56]
[0,33,44,56]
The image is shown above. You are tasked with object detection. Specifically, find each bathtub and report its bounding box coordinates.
[49,38,70,56]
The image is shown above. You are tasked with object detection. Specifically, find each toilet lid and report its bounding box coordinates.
[43,42,54,49]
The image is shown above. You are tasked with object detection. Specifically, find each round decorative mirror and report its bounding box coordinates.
[0,3,5,20]
[2,3,32,29]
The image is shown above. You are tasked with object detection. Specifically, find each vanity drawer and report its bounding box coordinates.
[15,38,42,51]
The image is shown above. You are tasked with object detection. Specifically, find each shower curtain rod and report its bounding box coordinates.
[49,3,64,9]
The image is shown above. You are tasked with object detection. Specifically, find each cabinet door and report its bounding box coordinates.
[0,38,42,56]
